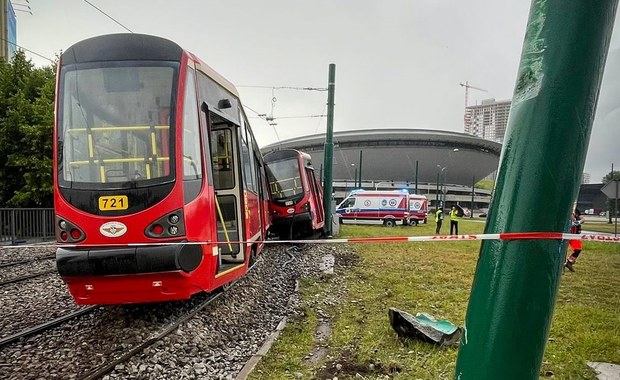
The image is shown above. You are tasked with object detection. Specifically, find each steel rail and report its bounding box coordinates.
[0,306,99,349]
[77,254,267,380]
[0,269,57,287]
[0,254,55,269]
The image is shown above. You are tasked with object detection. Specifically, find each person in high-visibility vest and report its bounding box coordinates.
[435,208,444,234]
[449,206,459,235]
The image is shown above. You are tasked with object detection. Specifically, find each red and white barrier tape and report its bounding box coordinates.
[1,232,619,250]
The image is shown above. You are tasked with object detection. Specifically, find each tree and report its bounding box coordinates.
[0,51,55,207]
[602,170,620,223]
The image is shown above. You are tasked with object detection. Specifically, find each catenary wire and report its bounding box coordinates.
[83,0,133,33]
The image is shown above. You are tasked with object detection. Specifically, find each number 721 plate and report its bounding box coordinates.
[98,195,129,211]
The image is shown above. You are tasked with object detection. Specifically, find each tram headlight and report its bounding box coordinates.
[145,209,185,238]
[59,220,67,230]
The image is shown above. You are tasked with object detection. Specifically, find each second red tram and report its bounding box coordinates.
[54,34,271,305]
[264,149,325,240]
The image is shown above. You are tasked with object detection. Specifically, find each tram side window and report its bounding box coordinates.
[240,121,256,193]
[211,129,234,190]
[183,68,203,180]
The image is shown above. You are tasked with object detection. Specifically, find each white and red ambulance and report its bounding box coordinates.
[336,190,412,227]
[407,194,429,225]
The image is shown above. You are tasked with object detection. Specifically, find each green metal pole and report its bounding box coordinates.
[609,163,614,224]
[415,160,419,194]
[323,64,336,235]
[454,2,617,379]
[358,150,363,188]
[470,175,475,219]
[435,172,440,208]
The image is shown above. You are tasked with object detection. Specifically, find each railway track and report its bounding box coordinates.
[0,254,55,269]
[0,269,57,287]
[0,244,321,379]
[76,291,226,380]
[0,306,99,349]
[77,249,299,380]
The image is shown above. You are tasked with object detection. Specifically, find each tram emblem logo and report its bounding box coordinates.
[100,221,127,238]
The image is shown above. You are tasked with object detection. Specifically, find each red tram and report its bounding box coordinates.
[53,34,270,305]
[264,149,325,239]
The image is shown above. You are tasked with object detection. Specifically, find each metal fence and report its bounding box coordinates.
[0,208,55,245]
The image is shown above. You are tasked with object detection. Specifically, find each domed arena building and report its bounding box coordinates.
[261,129,502,210]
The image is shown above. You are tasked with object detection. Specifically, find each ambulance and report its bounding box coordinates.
[407,194,429,225]
[336,190,412,227]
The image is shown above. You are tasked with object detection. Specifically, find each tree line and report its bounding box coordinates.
[0,51,54,208]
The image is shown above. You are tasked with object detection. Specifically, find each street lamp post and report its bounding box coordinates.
[437,165,447,209]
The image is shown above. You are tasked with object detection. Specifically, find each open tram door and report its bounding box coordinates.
[202,103,245,275]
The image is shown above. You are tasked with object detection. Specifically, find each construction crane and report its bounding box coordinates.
[460,81,488,108]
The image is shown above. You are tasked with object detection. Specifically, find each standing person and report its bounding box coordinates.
[565,209,585,272]
[449,206,460,235]
[435,207,444,234]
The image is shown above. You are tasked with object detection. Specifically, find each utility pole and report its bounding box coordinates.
[358,150,363,188]
[435,172,440,209]
[322,64,336,236]
[454,1,617,379]
[415,160,419,194]
[471,175,475,218]
[609,163,614,224]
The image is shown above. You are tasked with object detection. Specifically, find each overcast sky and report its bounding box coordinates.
[14,0,620,183]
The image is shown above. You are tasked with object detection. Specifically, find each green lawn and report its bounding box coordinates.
[583,220,620,235]
[250,220,620,379]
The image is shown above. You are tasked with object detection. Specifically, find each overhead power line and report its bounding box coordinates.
[0,36,54,63]
[238,85,327,92]
[83,0,133,33]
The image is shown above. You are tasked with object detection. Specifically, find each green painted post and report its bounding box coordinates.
[415,160,419,194]
[323,64,336,235]
[435,172,440,208]
[454,2,618,379]
[470,175,475,219]
[358,150,363,188]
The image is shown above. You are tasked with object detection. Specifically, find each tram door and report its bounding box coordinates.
[209,119,244,270]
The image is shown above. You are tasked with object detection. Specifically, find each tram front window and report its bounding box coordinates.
[57,62,178,189]
[266,158,304,201]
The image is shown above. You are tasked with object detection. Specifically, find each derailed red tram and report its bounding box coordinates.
[264,149,325,240]
[54,34,270,305]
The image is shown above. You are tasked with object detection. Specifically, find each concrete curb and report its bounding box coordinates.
[235,279,300,380]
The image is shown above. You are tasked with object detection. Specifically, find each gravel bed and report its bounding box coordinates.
[0,245,56,266]
[0,243,353,380]
[0,274,79,340]
[0,257,56,284]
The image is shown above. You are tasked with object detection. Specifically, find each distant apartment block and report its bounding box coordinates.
[582,172,591,184]
[464,98,511,143]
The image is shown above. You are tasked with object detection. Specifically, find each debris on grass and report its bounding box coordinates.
[388,307,461,346]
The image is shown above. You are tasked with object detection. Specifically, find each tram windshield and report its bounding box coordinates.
[265,158,304,201]
[57,61,178,189]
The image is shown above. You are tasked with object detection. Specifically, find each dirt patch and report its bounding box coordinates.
[315,350,402,379]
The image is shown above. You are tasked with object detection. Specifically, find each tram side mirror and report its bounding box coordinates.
[218,99,232,109]
[201,102,209,113]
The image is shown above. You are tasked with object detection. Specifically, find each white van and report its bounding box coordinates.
[336,190,410,227]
